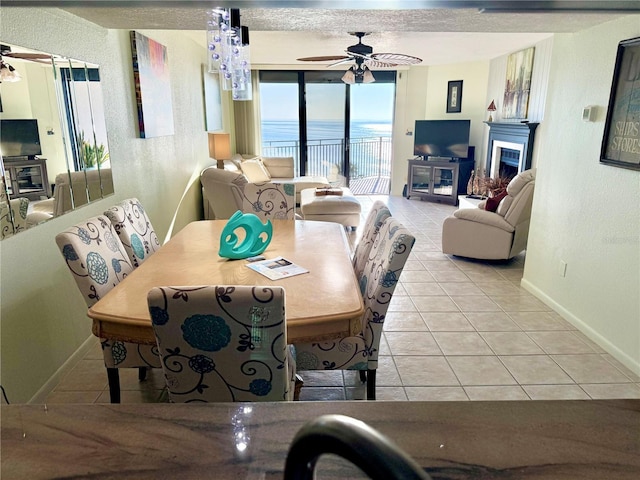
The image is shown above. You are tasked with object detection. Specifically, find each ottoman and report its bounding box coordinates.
[300,187,361,228]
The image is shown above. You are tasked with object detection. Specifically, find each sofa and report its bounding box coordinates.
[201,155,329,220]
[441,168,536,260]
[27,169,114,226]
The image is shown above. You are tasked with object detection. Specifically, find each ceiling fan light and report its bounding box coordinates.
[341,66,356,84]
[0,61,21,83]
[362,66,375,83]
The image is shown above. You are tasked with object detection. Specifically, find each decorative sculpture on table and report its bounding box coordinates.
[219,210,273,259]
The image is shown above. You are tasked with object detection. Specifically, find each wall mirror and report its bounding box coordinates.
[0,42,114,240]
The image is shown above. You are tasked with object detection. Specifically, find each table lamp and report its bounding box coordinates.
[208,132,232,169]
[487,100,496,122]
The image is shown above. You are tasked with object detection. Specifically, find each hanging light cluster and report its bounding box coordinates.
[206,8,252,101]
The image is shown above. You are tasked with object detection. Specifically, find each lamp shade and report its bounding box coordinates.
[341,67,356,85]
[208,132,231,168]
[487,100,496,111]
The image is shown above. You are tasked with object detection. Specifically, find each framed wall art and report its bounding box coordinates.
[130,31,175,138]
[447,80,463,113]
[503,47,535,120]
[600,36,640,170]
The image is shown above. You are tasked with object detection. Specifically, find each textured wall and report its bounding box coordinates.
[523,15,640,374]
[0,7,221,402]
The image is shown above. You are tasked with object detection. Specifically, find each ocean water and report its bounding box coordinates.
[261,120,393,179]
[262,120,391,144]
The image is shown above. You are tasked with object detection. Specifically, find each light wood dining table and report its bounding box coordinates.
[87,219,364,345]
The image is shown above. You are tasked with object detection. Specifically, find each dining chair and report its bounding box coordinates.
[294,217,415,400]
[55,215,161,403]
[352,200,391,282]
[1,197,29,239]
[241,182,296,220]
[147,285,296,402]
[103,197,160,267]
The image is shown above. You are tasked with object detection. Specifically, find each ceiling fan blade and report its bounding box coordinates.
[348,51,373,61]
[370,53,423,65]
[364,59,398,68]
[296,55,350,62]
[5,53,53,61]
[326,57,355,68]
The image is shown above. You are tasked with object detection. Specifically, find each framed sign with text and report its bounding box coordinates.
[600,36,640,170]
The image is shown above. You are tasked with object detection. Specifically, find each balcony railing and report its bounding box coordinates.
[261,136,392,194]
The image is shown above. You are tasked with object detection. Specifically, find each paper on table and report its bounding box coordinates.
[246,256,309,280]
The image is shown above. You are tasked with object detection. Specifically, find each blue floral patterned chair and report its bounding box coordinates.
[103,197,160,267]
[55,215,161,403]
[352,200,391,282]
[241,182,296,220]
[294,217,415,400]
[147,285,296,402]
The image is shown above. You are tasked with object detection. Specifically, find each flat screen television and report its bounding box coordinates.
[413,119,470,159]
[0,119,42,158]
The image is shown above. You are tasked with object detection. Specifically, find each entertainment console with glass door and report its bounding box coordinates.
[3,157,50,201]
[406,147,474,206]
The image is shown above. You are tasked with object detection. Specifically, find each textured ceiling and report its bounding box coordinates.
[55,5,630,66]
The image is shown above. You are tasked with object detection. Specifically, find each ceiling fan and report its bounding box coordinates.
[0,44,53,83]
[296,32,422,84]
[1,45,52,64]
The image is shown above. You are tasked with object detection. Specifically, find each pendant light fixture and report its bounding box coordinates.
[206,8,252,101]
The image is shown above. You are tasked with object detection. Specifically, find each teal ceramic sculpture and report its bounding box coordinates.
[219,210,273,259]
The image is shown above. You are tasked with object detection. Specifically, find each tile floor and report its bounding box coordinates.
[44,195,640,404]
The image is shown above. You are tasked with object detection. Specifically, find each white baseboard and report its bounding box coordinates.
[29,335,100,404]
[521,278,640,377]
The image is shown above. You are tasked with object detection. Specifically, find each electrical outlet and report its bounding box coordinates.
[559,260,567,277]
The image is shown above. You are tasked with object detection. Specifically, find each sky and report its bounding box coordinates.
[260,82,395,122]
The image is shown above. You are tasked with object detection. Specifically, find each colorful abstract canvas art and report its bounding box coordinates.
[503,47,535,120]
[130,31,175,138]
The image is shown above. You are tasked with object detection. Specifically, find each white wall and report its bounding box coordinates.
[424,60,490,163]
[482,36,554,173]
[390,62,490,195]
[523,15,640,374]
[0,7,225,403]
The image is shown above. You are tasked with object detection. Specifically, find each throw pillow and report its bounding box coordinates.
[241,159,271,183]
[485,190,508,212]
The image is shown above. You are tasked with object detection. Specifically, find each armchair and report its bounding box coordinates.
[28,169,114,226]
[442,169,536,260]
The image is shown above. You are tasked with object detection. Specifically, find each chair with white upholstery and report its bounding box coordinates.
[294,217,415,400]
[147,285,296,402]
[104,197,160,267]
[442,168,536,260]
[240,182,296,220]
[55,215,161,403]
[352,200,391,282]
[1,197,29,239]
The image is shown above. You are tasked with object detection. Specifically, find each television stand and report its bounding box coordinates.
[3,157,51,201]
[406,147,475,206]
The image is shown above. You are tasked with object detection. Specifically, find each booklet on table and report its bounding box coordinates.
[246,256,309,280]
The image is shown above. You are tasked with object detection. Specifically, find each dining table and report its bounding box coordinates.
[87,219,364,345]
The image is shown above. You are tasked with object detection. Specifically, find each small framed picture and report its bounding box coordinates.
[447,80,463,113]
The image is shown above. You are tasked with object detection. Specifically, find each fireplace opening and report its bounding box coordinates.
[499,148,520,178]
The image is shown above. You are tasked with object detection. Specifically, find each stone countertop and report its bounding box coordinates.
[2,400,639,479]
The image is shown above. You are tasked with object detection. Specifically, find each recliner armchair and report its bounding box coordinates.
[441,168,536,260]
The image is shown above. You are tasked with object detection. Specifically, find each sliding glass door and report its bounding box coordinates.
[259,70,396,194]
